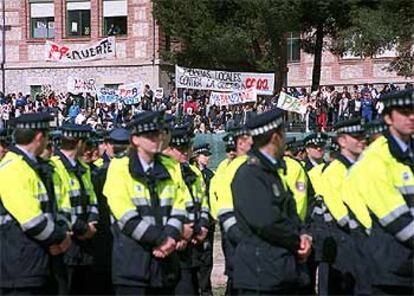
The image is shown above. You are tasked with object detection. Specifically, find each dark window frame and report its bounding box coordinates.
[287,32,301,63]
[66,4,91,38]
[103,16,127,36]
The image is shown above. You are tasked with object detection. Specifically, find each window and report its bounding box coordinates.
[66,1,91,37]
[30,2,55,39]
[103,0,127,36]
[341,51,361,60]
[287,32,300,63]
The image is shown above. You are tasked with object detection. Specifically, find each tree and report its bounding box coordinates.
[153,0,301,93]
[298,0,353,91]
[333,0,414,77]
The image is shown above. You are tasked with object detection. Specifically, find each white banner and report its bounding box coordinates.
[175,65,275,95]
[45,37,116,62]
[277,92,307,114]
[97,82,144,105]
[210,88,257,107]
[67,77,97,94]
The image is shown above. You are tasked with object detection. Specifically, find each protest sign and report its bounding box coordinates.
[276,92,307,114]
[118,83,143,105]
[46,37,116,62]
[155,88,164,99]
[67,77,97,94]
[175,65,274,95]
[96,82,143,105]
[96,87,118,104]
[210,88,257,107]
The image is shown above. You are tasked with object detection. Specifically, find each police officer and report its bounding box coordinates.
[191,143,215,296]
[303,132,328,197]
[303,132,328,172]
[191,143,214,193]
[209,131,239,217]
[91,128,130,295]
[165,124,210,295]
[315,118,371,295]
[0,113,71,295]
[209,125,252,296]
[0,128,10,160]
[103,111,186,295]
[93,129,111,169]
[281,144,310,222]
[51,124,99,294]
[209,131,237,219]
[231,110,312,294]
[344,89,414,295]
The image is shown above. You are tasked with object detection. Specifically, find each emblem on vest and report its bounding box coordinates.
[136,184,143,192]
[402,172,410,181]
[296,181,305,192]
[272,183,280,197]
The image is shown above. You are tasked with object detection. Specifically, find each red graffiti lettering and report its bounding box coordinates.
[245,78,269,91]
[48,44,70,60]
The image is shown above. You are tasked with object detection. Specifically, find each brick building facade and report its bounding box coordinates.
[0,0,173,96]
[287,42,412,88]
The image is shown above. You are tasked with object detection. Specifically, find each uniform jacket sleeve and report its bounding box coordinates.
[0,158,66,246]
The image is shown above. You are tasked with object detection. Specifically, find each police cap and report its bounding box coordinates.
[304,132,328,147]
[192,143,211,157]
[226,122,250,138]
[334,117,365,136]
[11,112,53,130]
[364,118,387,138]
[60,124,93,139]
[108,128,130,145]
[328,136,340,152]
[246,110,283,136]
[94,129,109,144]
[170,124,193,148]
[129,111,163,135]
[222,133,236,152]
[380,89,414,110]
[163,113,175,130]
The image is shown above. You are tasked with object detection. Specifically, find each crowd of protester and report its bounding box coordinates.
[0,82,412,133]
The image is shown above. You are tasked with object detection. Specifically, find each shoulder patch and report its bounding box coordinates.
[0,159,13,170]
[272,183,280,197]
[247,156,259,166]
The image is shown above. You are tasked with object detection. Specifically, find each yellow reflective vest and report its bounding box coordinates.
[345,135,414,243]
[215,155,248,233]
[308,162,326,196]
[51,150,99,235]
[103,151,186,286]
[343,133,414,288]
[209,158,232,219]
[0,148,66,287]
[280,156,309,221]
[181,163,210,228]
